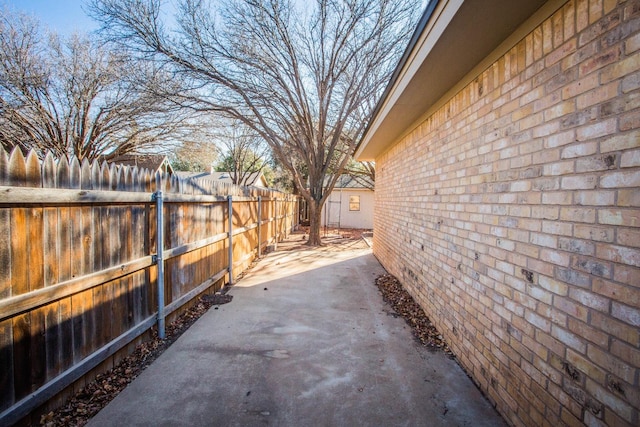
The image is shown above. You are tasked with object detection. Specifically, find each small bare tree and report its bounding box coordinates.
[344,160,375,190]
[91,0,419,244]
[0,8,192,162]
[170,138,219,172]
[214,119,271,186]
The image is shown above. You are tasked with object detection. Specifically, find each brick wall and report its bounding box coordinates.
[374,1,639,425]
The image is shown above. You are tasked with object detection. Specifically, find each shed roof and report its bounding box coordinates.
[356,0,563,161]
[210,171,268,187]
[176,170,269,187]
[325,174,374,189]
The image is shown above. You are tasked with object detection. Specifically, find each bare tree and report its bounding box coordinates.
[344,160,375,190]
[91,0,420,244]
[0,8,192,162]
[170,138,219,172]
[214,119,272,186]
[269,159,295,193]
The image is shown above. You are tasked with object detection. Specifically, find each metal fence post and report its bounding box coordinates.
[257,196,262,258]
[286,196,291,236]
[154,173,165,339]
[228,195,234,285]
[274,198,279,250]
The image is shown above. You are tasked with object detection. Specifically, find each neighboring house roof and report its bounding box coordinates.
[174,171,211,180]
[212,171,269,187]
[326,174,374,190]
[109,154,175,174]
[175,170,269,188]
[356,0,559,160]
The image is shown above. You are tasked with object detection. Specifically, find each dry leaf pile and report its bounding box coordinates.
[39,293,231,427]
[375,274,453,356]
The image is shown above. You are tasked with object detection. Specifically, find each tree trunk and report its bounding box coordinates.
[307,198,323,246]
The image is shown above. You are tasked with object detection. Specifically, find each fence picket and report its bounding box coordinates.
[115,167,124,191]
[119,166,128,191]
[8,208,25,404]
[133,167,141,192]
[129,168,137,192]
[90,162,100,190]
[0,317,14,410]
[8,149,26,187]
[0,203,12,407]
[110,202,123,338]
[108,164,118,191]
[64,203,81,369]
[43,207,59,289]
[12,314,30,401]
[0,149,8,185]
[169,174,178,194]
[99,162,109,191]
[73,205,93,362]
[104,201,115,347]
[146,170,156,192]
[80,159,91,190]
[139,169,148,192]
[44,300,61,381]
[25,152,41,188]
[28,203,46,394]
[69,157,81,189]
[58,295,72,377]
[57,158,70,189]
[0,208,9,301]
[42,153,56,188]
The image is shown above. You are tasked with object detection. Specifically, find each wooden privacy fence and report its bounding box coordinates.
[0,148,299,425]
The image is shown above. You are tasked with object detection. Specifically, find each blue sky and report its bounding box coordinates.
[5,1,430,37]
[4,1,97,35]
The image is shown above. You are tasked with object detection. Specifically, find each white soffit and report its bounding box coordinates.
[356,0,553,161]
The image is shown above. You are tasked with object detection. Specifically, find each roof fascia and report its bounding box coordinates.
[356,0,567,161]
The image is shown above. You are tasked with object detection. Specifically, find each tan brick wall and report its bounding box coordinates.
[374,1,639,425]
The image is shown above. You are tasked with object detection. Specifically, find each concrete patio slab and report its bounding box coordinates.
[88,235,505,426]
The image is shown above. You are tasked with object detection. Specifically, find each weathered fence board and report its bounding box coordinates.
[0,151,8,183]
[0,207,12,409]
[0,318,13,409]
[28,205,46,394]
[0,209,10,299]
[0,148,299,425]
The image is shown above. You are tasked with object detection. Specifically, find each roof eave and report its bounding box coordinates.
[356,0,558,161]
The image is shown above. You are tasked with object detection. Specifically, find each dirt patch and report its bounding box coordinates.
[375,274,453,357]
[281,227,372,251]
[295,226,370,241]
